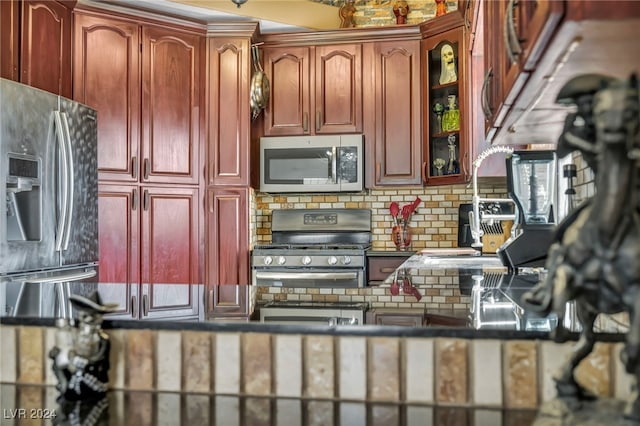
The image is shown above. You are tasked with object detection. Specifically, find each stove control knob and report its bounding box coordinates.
[302,256,312,265]
[277,256,286,265]
[342,256,352,265]
[328,256,338,265]
[263,256,273,265]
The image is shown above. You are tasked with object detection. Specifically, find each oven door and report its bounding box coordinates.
[253,269,364,288]
[260,306,364,326]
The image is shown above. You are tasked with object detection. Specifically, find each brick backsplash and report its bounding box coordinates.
[253,183,508,251]
[572,151,595,204]
[310,0,458,28]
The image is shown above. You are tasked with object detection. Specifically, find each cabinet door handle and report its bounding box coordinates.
[303,112,309,133]
[143,158,150,180]
[375,162,381,183]
[132,156,138,179]
[504,0,522,64]
[143,189,149,211]
[380,267,396,273]
[316,111,321,132]
[132,188,138,211]
[481,67,493,120]
[462,152,470,183]
[142,294,149,317]
[422,161,430,184]
[131,295,137,318]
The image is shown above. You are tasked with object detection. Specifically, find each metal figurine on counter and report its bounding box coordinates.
[50,291,118,401]
[523,74,640,420]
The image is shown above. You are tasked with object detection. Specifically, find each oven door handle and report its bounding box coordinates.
[255,271,359,280]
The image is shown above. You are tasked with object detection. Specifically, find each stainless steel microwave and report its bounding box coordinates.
[259,135,364,193]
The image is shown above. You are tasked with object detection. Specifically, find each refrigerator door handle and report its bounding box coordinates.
[53,111,69,252]
[20,269,97,284]
[60,112,74,251]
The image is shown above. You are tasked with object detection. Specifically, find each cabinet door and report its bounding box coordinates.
[366,309,424,326]
[314,44,362,134]
[1,0,19,81]
[140,187,200,319]
[207,37,251,186]
[263,46,311,135]
[422,27,469,186]
[73,13,141,183]
[20,0,72,97]
[369,41,422,186]
[97,184,140,319]
[206,188,249,316]
[141,27,202,185]
[140,187,200,318]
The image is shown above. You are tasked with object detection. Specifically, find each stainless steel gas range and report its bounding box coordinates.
[252,209,371,289]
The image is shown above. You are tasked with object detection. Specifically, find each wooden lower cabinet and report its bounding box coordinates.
[366,254,413,285]
[366,308,425,327]
[98,184,201,320]
[206,187,250,318]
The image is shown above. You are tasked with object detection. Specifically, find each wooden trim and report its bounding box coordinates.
[73,0,206,33]
[260,25,423,47]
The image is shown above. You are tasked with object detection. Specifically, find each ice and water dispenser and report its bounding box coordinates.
[6,154,41,242]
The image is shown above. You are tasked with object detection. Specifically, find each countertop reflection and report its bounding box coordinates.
[380,251,629,333]
[1,384,539,426]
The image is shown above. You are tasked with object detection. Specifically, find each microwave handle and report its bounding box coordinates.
[332,146,337,184]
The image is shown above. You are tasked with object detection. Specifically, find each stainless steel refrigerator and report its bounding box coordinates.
[1,78,99,319]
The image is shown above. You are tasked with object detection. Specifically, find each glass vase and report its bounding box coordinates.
[392,223,412,251]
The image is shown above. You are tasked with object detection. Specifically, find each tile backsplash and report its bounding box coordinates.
[254,182,508,251]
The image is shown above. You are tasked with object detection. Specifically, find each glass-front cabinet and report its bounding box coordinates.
[422,27,468,185]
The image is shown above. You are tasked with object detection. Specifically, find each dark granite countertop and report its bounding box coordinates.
[378,251,628,335]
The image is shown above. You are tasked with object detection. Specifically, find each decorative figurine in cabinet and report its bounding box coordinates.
[423,27,468,185]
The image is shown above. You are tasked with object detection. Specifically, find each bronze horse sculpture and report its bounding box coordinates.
[523,73,640,419]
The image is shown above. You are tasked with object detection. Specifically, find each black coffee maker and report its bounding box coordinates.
[497,150,557,272]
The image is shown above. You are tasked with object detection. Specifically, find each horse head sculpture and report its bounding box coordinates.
[522,73,640,420]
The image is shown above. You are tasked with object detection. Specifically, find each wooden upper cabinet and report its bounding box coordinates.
[481,0,563,140]
[314,44,362,134]
[1,0,73,96]
[366,40,422,187]
[74,14,202,184]
[1,1,19,81]
[21,1,72,97]
[73,13,141,182]
[263,43,362,136]
[207,37,251,186]
[263,46,310,136]
[422,27,469,186]
[141,27,202,185]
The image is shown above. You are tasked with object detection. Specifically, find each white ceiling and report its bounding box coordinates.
[92,0,343,33]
